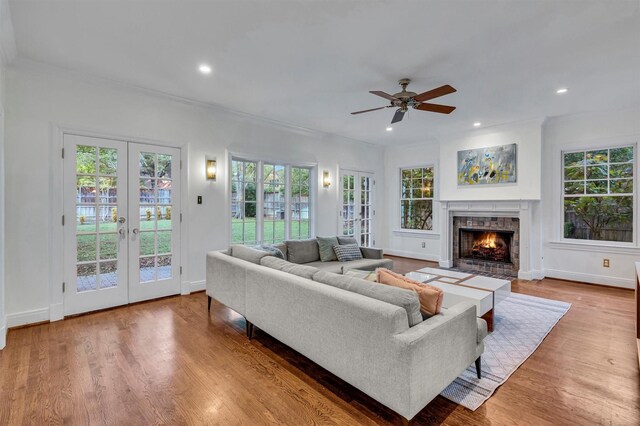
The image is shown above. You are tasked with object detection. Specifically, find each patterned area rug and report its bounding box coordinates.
[440,292,571,410]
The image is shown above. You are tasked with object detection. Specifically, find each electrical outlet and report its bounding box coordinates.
[467,220,473,227]
[421,242,426,248]
[603,259,610,268]
[197,195,202,205]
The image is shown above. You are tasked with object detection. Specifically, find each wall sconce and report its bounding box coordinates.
[206,159,217,181]
[322,170,331,188]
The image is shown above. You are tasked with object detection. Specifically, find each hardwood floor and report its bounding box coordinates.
[1,256,638,425]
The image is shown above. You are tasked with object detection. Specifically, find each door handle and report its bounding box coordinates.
[118,217,126,224]
[119,228,126,237]
[132,228,139,235]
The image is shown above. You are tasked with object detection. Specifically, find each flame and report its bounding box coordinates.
[474,233,497,249]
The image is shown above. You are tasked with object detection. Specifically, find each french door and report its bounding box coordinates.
[63,134,181,315]
[340,170,375,247]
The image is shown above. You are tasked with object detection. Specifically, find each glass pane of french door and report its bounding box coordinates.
[128,143,181,303]
[64,135,128,315]
[340,170,375,247]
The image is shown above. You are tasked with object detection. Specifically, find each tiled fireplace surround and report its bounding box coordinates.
[438,200,542,280]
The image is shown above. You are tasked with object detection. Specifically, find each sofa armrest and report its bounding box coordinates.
[360,246,384,259]
[392,302,479,419]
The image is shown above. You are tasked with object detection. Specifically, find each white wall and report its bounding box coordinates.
[382,142,441,261]
[3,66,384,326]
[0,63,6,348]
[541,107,640,288]
[439,120,543,201]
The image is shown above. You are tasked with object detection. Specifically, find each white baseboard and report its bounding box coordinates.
[384,249,440,262]
[7,307,50,328]
[544,268,634,289]
[439,260,453,268]
[49,303,63,322]
[190,280,205,292]
[518,269,545,280]
[0,322,6,350]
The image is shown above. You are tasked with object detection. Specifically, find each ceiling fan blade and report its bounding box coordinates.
[370,91,399,101]
[350,106,387,115]
[391,109,405,123]
[415,103,456,114]
[413,84,457,102]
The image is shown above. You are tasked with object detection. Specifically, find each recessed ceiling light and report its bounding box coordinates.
[386,127,393,132]
[473,122,482,127]
[199,64,212,75]
[556,88,568,94]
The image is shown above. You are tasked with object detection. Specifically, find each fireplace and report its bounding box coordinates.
[459,229,513,264]
[452,216,520,277]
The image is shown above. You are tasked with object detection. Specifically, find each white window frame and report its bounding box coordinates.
[560,142,637,248]
[399,165,436,232]
[230,156,316,245]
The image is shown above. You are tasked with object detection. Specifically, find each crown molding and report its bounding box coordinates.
[10,56,380,148]
[0,0,17,65]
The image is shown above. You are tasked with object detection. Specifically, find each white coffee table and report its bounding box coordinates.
[405,267,511,332]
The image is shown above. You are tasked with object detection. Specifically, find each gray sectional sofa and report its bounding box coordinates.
[206,240,486,423]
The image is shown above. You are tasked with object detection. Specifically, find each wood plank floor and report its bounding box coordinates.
[1,256,638,425]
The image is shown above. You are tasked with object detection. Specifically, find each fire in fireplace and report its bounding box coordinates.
[459,229,513,263]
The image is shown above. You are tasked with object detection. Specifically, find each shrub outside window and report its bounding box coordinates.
[563,146,634,243]
[400,166,434,231]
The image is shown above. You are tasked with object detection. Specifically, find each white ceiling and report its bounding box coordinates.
[7,0,640,145]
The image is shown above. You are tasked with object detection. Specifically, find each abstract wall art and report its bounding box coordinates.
[457,143,517,185]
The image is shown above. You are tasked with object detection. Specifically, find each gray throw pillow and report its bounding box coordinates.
[285,238,320,264]
[230,245,271,264]
[316,236,338,262]
[337,236,358,246]
[333,244,363,262]
[251,244,285,259]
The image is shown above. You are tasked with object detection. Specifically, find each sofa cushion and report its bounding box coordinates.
[260,256,319,280]
[230,245,271,264]
[285,238,320,264]
[316,236,339,262]
[312,271,422,327]
[304,258,392,273]
[377,268,444,316]
[337,236,358,245]
[274,243,288,260]
[333,244,363,262]
[251,244,285,259]
[343,269,377,282]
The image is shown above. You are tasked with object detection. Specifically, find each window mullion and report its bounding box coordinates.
[284,166,291,241]
[256,161,264,244]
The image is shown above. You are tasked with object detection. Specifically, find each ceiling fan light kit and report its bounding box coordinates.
[351,78,457,124]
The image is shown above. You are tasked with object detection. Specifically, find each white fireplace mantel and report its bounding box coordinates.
[438,200,543,280]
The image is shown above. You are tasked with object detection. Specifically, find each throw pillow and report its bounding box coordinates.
[285,238,320,264]
[316,236,339,262]
[260,256,319,280]
[343,268,377,282]
[337,236,358,246]
[251,244,285,259]
[333,244,363,262]
[229,245,271,264]
[376,268,444,316]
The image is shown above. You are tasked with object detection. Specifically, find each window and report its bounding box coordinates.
[231,159,257,244]
[563,146,635,243]
[290,167,311,240]
[231,158,313,245]
[400,166,434,230]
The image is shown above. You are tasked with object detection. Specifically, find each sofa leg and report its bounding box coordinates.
[475,356,482,379]
[246,320,254,340]
[207,295,212,312]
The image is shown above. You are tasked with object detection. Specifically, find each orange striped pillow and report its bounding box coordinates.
[376,268,443,316]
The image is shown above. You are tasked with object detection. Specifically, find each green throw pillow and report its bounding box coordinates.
[316,236,339,262]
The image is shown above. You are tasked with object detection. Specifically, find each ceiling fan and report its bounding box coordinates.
[351,78,456,124]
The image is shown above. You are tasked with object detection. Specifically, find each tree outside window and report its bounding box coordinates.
[400,166,434,230]
[563,146,634,243]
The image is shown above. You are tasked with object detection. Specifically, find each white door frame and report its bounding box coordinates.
[49,124,190,321]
